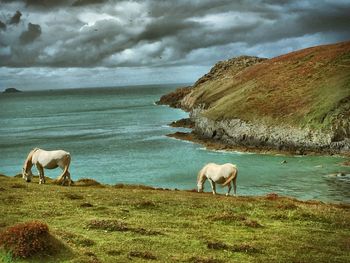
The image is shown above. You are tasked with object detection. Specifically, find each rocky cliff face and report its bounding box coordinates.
[161,41,350,155]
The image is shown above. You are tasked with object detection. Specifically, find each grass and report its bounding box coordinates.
[0,175,349,262]
[188,41,350,132]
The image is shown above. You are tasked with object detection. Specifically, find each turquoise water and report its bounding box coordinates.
[0,85,349,203]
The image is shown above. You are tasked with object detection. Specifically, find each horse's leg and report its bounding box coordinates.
[36,163,45,184]
[226,182,232,196]
[67,171,71,186]
[209,179,216,195]
[233,177,237,196]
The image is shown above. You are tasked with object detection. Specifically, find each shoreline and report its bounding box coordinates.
[2,174,349,205]
[168,118,350,158]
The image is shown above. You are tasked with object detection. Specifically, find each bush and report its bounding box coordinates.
[0,221,51,258]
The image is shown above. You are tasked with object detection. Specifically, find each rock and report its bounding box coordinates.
[3,88,22,93]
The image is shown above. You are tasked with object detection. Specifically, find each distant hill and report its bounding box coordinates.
[3,88,22,93]
[159,41,350,154]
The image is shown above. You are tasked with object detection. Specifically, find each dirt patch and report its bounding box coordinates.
[80,202,94,208]
[207,241,261,254]
[55,230,95,247]
[277,203,298,210]
[207,241,230,250]
[244,219,263,228]
[266,193,279,200]
[132,227,162,236]
[208,212,247,222]
[231,244,261,254]
[106,250,122,256]
[75,178,103,187]
[128,250,157,260]
[64,193,84,200]
[134,200,157,209]
[87,219,129,232]
[10,183,26,189]
[188,257,223,263]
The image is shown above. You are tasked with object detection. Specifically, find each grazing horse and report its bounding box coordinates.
[22,148,72,185]
[197,163,238,196]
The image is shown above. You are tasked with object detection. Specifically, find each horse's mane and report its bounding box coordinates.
[23,148,40,170]
[197,165,207,182]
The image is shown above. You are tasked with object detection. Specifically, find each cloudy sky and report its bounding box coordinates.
[0,0,349,90]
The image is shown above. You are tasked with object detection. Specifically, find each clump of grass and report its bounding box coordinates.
[231,244,261,254]
[55,230,95,247]
[64,193,84,200]
[75,178,102,187]
[277,202,298,210]
[128,250,157,260]
[244,219,263,228]
[266,193,279,200]
[207,241,230,250]
[209,212,247,222]
[0,187,5,191]
[106,250,122,256]
[132,227,162,236]
[10,183,26,189]
[188,256,223,263]
[87,219,128,232]
[114,184,156,190]
[207,241,261,254]
[80,202,93,208]
[135,200,157,209]
[0,221,56,258]
[83,251,100,263]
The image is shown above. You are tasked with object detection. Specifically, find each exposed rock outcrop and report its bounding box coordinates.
[161,41,350,155]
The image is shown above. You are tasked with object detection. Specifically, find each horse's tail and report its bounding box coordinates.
[222,167,238,186]
[56,153,71,185]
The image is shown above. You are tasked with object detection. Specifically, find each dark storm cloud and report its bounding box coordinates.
[0,0,349,68]
[0,20,6,31]
[20,23,41,44]
[9,10,22,25]
[72,0,107,6]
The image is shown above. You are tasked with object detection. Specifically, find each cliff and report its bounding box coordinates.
[161,41,350,155]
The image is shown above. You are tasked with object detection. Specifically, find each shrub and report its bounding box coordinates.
[0,221,51,258]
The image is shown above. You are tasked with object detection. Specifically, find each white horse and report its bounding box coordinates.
[22,148,72,185]
[197,163,238,196]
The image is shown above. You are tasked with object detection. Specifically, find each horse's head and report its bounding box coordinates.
[22,167,33,182]
[197,181,204,192]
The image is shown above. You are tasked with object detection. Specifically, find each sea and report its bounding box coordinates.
[1,85,349,203]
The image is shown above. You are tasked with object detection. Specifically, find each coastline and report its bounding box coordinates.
[167,118,350,158]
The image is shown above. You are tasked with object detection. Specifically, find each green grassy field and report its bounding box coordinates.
[185,41,350,133]
[0,174,349,263]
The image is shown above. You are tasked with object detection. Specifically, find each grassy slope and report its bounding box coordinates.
[188,41,350,132]
[1,175,350,263]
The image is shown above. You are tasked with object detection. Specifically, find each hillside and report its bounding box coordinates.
[1,174,350,262]
[159,41,350,154]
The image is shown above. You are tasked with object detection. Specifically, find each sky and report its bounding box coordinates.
[0,0,350,90]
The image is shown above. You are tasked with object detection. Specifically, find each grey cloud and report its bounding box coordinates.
[72,0,107,7]
[0,0,349,68]
[0,20,6,31]
[20,23,41,44]
[9,10,22,25]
